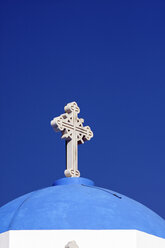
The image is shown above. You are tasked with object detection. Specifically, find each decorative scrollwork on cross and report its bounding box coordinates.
[51,102,93,177]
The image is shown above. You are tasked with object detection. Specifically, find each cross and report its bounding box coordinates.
[51,101,93,177]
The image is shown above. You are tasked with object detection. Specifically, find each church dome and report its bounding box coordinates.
[0,177,165,239]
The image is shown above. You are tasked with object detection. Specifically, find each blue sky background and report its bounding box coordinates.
[0,0,165,219]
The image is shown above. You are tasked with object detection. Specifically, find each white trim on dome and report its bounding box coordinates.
[0,230,165,248]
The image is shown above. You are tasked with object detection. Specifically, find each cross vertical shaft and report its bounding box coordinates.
[65,108,79,177]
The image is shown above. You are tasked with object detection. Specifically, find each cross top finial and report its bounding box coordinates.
[51,102,93,177]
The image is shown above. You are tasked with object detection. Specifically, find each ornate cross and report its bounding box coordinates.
[51,102,93,177]
[65,241,79,248]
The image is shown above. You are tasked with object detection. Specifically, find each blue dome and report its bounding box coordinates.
[0,177,165,239]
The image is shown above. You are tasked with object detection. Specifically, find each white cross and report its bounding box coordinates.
[51,102,93,177]
[65,241,79,248]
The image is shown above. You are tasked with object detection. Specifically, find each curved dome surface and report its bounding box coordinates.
[0,177,165,239]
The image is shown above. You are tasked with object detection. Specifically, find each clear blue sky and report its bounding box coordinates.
[0,0,165,219]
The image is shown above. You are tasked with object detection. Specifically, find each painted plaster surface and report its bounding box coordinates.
[0,232,9,248]
[0,230,165,248]
[136,231,165,248]
[0,179,165,239]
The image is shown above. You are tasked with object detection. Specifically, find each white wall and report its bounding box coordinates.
[136,231,165,248]
[0,230,164,248]
[0,231,9,248]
